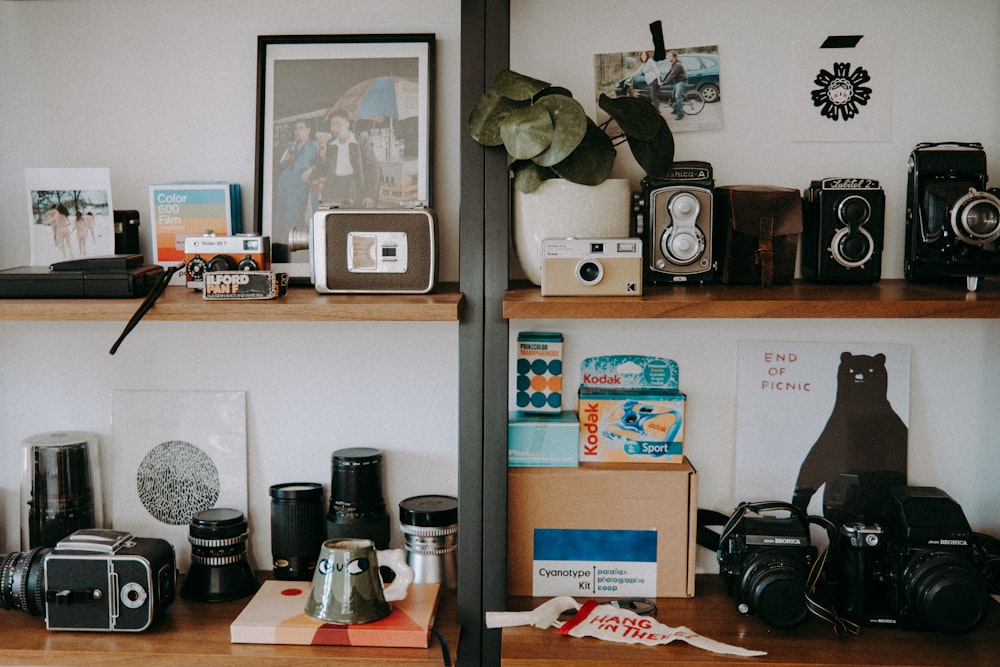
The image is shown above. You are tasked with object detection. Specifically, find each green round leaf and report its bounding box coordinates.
[598,93,661,141]
[512,161,556,193]
[494,69,551,101]
[532,95,588,167]
[500,105,554,160]
[468,89,519,146]
[550,120,615,186]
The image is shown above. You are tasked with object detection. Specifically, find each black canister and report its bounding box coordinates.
[326,448,390,549]
[269,482,325,580]
[399,495,458,589]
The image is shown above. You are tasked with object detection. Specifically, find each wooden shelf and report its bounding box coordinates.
[0,283,463,322]
[501,575,999,666]
[0,586,458,667]
[503,279,1000,319]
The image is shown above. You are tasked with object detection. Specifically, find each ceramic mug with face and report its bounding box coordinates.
[304,538,413,624]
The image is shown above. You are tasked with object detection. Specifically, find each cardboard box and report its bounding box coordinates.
[578,355,686,463]
[507,459,698,598]
[508,411,579,467]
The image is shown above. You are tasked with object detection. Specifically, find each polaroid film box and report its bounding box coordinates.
[578,355,686,463]
[507,459,698,598]
[515,332,563,413]
[508,411,579,467]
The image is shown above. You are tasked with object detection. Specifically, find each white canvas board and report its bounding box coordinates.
[110,390,248,571]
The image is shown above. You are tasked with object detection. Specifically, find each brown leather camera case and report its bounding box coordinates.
[713,185,802,286]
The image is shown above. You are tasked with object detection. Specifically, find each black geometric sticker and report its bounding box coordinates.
[811,62,872,121]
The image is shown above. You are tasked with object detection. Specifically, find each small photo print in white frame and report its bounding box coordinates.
[25,167,116,266]
[110,390,248,571]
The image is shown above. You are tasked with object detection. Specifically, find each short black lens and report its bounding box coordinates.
[578,261,602,284]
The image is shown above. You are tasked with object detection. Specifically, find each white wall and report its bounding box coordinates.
[0,0,461,565]
[509,0,1000,571]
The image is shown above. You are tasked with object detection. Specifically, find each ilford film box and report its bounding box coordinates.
[507,460,698,598]
[578,355,686,463]
[515,331,564,413]
[508,411,579,467]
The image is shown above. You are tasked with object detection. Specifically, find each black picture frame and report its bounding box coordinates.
[253,34,434,275]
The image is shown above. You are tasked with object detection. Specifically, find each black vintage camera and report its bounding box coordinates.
[905,141,1000,291]
[0,529,175,631]
[834,486,989,633]
[718,503,817,628]
[801,178,884,283]
[642,161,715,283]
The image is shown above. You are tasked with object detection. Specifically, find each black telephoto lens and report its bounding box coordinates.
[29,442,96,548]
[270,482,325,580]
[327,447,390,549]
[180,508,259,602]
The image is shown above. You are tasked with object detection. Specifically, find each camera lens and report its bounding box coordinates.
[837,195,872,226]
[270,482,325,580]
[575,260,604,285]
[399,495,458,589]
[0,548,47,616]
[904,552,989,633]
[180,507,259,602]
[327,447,390,549]
[951,189,1000,245]
[740,551,810,629]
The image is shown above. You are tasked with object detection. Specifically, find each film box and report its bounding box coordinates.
[515,331,563,413]
[508,411,579,467]
[507,460,698,598]
[578,355,686,463]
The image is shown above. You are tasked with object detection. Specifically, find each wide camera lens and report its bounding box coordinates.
[906,552,989,633]
[741,552,809,629]
[575,260,603,285]
[180,507,259,602]
[0,548,47,616]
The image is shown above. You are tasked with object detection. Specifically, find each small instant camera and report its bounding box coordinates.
[540,238,642,296]
[801,178,885,283]
[290,205,437,294]
[905,141,1000,291]
[642,161,715,284]
[184,232,271,288]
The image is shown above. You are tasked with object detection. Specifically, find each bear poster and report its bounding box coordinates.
[734,341,909,523]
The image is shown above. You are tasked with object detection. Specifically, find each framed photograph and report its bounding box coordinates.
[254,34,435,277]
[25,167,116,265]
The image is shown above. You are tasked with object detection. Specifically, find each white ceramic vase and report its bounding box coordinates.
[512,178,633,286]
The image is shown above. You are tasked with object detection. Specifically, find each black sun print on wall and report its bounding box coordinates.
[811,62,872,121]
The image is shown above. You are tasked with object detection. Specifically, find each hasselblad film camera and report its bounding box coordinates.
[905,141,1000,292]
[832,486,989,633]
[642,160,715,284]
[0,529,176,631]
[801,178,885,283]
[289,205,438,294]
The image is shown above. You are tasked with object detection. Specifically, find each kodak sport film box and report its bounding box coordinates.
[578,355,685,463]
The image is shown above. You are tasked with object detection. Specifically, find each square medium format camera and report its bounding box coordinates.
[0,529,176,632]
[833,486,989,633]
[801,178,885,283]
[905,141,1000,292]
[540,238,642,296]
[290,206,437,294]
[184,232,271,288]
[642,161,714,284]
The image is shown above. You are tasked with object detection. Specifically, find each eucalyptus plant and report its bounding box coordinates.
[468,69,675,193]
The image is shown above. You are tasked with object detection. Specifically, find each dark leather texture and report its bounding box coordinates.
[713,185,802,286]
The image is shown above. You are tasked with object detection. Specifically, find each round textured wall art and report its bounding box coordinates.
[136,440,221,525]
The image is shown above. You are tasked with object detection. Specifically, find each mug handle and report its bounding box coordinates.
[377,548,414,602]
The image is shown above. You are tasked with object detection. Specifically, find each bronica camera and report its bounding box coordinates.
[642,160,715,283]
[0,529,176,631]
[905,141,1000,291]
[540,238,642,296]
[833,486,989,633]
[801,178,885,283]
[717,503,817,629]
[289,205,437,294]
[184,232,271,289]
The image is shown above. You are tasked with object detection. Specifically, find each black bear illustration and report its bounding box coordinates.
[792,352,907,522]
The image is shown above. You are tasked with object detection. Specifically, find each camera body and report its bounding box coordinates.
[540,238,642,296]
[184,232,271,288]
[801,178,885,283]
[0,529,176,632]
[718,512,816,629]
[642,161,715,284]
[905,141,1000,291]
[291,206,437,294]
[834,486,989,633]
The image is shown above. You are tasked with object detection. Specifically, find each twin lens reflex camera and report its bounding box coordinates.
[642,160,715,284]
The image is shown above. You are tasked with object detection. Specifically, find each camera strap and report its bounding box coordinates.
[109,262,184,355]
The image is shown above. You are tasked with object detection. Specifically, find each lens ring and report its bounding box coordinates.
[951,188,1000,245]
[662,226,706,265]
[829,227,874,268]
[575,259,604,285]
[837,194,872,226]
